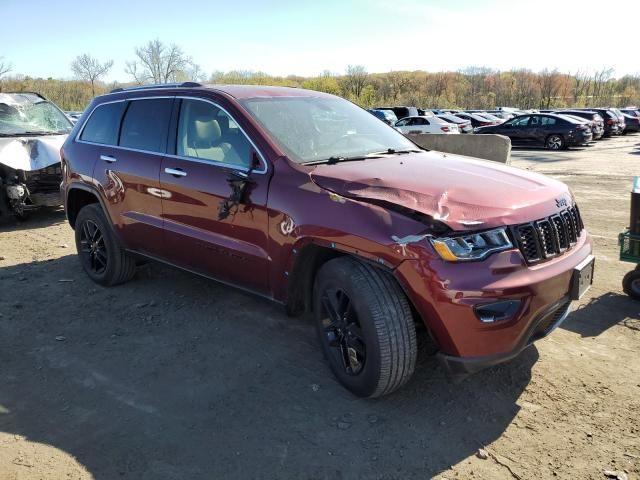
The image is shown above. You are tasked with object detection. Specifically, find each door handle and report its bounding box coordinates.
[165,167,187,177]
[100,154,117,163]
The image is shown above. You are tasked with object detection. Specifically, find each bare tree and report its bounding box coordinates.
[125,39,196,84]
[539,69,561,109]
[343,65,368,99]
[386,71,413,101]
[0,57,10,76]
[70,54,113,96]
[0,57,11,92]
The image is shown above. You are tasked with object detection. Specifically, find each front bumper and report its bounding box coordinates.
[395,230,593,368]
[437,295,571,377]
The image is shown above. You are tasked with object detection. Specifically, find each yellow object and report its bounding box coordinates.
[432,240,459,262]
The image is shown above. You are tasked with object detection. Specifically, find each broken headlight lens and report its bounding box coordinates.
[430,228,513,262]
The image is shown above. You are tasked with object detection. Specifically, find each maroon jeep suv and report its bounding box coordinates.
[61,83,595,397]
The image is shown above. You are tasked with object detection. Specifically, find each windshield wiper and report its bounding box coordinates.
[303,154,383,166]
[366,148,423,155]
[303,148,422,166]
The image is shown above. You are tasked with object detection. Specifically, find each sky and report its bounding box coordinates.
[2,0,639,82]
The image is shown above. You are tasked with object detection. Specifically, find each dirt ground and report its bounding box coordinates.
[0,136,639,480]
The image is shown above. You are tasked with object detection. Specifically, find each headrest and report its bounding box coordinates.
[193,117,221,144]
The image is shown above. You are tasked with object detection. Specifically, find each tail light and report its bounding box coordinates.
[441,126,450,132]
[479,121,490,126]
[576,124,589,131]
[607,118,615,125]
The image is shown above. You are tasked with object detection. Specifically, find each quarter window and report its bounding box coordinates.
[119,99,173,153]
[176,99,252,168]
[80,102,126,145]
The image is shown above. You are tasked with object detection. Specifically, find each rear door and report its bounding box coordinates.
[527,115,545,145]
[159,97,271,294]
[80,97,173,258]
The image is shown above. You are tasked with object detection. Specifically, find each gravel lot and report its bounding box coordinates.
[0,136,638,480]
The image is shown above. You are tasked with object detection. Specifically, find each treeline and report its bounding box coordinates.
[1,43,639,111]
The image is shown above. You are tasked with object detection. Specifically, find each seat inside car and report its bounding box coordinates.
[178,100,244,165]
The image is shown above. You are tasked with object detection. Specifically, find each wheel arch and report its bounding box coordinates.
[284,241,421,322]
[66,184,116,234]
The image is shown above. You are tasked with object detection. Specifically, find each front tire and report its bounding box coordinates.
[74,204,136,286]
[546,134,565,150]
[313,257,417,398]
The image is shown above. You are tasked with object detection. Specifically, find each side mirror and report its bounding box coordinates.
[250,150,261,171]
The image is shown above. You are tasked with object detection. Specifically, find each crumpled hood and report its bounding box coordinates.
[0,134,66,171]
[309,151,571,231]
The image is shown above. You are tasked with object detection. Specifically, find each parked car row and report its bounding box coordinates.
[368,104,640,150]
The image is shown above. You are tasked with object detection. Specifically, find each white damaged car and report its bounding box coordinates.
[0,92,73,218]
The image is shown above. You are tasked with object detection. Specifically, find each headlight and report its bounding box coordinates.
[430,228,513,262]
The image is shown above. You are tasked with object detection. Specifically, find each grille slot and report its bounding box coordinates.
[551,214,568,251]
[536,219,557,257]
[512,205,584,264]
[514,224,541,263]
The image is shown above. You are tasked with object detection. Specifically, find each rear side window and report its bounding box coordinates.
[79,102,126,145]
[119,98,173,153]
[541,116,556,126]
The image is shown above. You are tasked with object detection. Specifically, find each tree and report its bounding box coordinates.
[343,65,368,99]
[125,39,198,84]
[70,54,113,96]
[0,56,10,78]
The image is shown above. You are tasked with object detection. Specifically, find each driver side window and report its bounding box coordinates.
[177,99,252,168]
[510,116,531,127]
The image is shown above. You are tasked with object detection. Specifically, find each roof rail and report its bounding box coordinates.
[109,81,203,94]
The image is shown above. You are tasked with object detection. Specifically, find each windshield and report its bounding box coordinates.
[239,96,417,164]
[0,93,73,136]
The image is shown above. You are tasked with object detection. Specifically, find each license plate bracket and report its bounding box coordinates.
[570,255,595,300]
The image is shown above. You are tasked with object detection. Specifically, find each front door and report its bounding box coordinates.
[160,97,271,295]
[502,115,531,145]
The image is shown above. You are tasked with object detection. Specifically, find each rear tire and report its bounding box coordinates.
[622,268,640,301]
[74,204,136,286]
[313,257,417,398]
[545,134,565,150]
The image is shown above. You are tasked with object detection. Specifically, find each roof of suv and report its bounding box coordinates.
[107,82,330,100]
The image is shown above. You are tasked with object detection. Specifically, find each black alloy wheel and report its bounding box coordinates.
[319,287,366,376]
[79,219,107,274]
